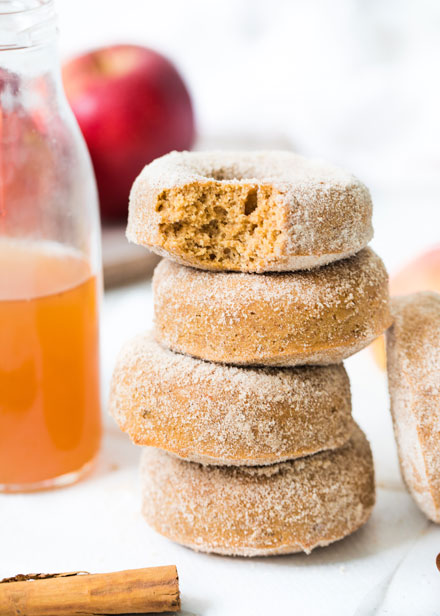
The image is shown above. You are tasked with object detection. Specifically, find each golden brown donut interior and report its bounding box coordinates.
[157,180,286,271]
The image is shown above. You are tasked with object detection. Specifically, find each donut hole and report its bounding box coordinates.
[156,182,286,269]
[206,167,251,182]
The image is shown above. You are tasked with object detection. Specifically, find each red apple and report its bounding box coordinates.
[62,44,195,219]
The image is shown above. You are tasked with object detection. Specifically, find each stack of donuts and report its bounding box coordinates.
[110,151,392,556]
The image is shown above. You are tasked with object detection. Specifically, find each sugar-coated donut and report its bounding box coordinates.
[153,248,391,367]
[127,150,373,273]
[386,292,440,523]
[140,424,375,556]
[109,332,354,466]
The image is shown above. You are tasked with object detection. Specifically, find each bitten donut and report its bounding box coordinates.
[127,150,373,273]
[140,424,375,556]
[109,332,354,466]
[153,248,392,367]
[386,292,440,523]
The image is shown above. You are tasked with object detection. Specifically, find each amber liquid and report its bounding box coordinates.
[0,240,101,490]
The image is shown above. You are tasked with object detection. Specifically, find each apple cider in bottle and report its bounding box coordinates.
[0,0,102,491]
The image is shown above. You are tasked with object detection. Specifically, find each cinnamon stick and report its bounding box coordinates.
[0,565,180,615]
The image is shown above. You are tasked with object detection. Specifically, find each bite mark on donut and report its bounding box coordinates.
[155,182,286,270]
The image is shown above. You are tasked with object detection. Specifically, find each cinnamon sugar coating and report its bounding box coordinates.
[140,424,375,556]
[153,248,392,367]
[127,150,373,273]
[386,292,440,522]
[109,332,354,466]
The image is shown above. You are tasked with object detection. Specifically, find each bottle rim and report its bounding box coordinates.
[0,0,57,50]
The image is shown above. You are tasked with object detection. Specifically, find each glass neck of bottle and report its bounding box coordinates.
[0,0,61,96]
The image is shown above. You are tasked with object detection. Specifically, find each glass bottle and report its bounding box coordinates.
[0,0,102,491]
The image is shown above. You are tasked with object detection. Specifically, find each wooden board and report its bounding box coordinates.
[102,225,160,289]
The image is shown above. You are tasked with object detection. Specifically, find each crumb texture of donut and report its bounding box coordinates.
[127,150,373,272]
[386,291,440,523]
[140,424,375,556]
[156,181,286,271]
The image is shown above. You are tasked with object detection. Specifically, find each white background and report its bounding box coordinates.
[55,0,440,274]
